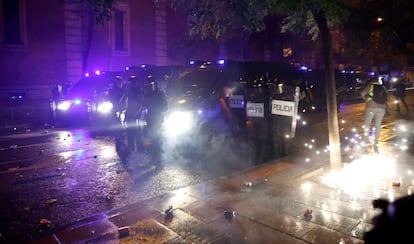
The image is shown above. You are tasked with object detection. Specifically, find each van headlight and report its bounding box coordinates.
[97,101,113,114]
[57,100,72,111]
[164,111,196,137]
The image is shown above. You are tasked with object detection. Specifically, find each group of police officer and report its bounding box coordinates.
[108,75,167,164]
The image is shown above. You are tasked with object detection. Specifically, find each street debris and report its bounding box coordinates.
[165,206,174,218]
[39,218,52,231]
[224,210,236,220]
[118,226,130,238]
[304,208,313,220]
[392,181,401,187]
[105,194,114,201]
[46,198,57,205]
[9,145,18,149]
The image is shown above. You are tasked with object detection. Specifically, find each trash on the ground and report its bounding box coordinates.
[304,208,313,220]
[224,210,235,219]
[392,181,401,187]
[118,226,130,238]
[165,206,174,218]
[9,145,18,149]
[105,194,113,201]
[46,198,57,204]
[39,218,51,231]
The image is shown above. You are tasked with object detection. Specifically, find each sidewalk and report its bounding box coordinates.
[30,135,414,244]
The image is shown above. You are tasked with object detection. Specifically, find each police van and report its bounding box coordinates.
[162,59,306,162]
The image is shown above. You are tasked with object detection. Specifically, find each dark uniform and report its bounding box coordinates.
[108,77,126,114]
[245,83,271,164]
[143,78,168,162]
[125,79,144,153]
[394,79,409,115]
[268,83,294,157]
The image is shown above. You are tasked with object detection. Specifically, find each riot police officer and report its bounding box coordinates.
[143,76,168,163]
[124,78,145,153]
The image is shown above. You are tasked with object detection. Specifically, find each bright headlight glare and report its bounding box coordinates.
[164,111,195,137]
[57,100,71,111]
[97,101,113,113]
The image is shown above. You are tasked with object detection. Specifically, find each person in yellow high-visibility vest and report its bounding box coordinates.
[360,78,389,153]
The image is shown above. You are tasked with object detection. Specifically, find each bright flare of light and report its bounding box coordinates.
[399,125,407,132]
[57,100,71,111]
[97,101,113,113]
[301,182,312,192]
[163,111,195,137]
[322,155,396,198]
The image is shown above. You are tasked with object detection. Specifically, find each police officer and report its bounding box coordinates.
[268,82,294,157]
[124,78,144,153]
[143,76,168,163]
[245,79,271,164]
[108,77,126,114]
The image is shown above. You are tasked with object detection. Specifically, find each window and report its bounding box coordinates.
[112,4,129,55]
[114,9,125,51]
[1,0,25,46]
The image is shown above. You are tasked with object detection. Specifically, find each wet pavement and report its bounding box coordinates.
[5,92,414,243]
[30,124,414,243]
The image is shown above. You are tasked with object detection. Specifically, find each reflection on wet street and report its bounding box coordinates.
[0,127,256,242]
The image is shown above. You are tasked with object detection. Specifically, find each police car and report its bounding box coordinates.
[51,71,123,128]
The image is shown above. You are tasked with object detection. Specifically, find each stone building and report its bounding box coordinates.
[0,0,323,120]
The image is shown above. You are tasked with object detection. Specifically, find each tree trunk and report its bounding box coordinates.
[82,13,94,73]
[311,8,342,170]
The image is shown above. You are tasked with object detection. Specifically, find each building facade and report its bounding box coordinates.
[0,0,321,103]
[0,0,189,100]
